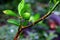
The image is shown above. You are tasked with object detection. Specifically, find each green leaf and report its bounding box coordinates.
[18,0,25,16]
[7,19,20,26]
[29,13,40,22]
[24,3,31,12]
[29,16,34,22]
[34,13,40,21]
[3,10,17,17]
[19,3,31,17]
[22,12,31,20]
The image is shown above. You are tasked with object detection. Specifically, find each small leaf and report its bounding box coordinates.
[3,10,17,17]
[18,0,25,16]
[24,3,31,12]
[29,16,34,22]
[29,13,40,22]
[7,19,20,26]
[20,3,31,17]
[34,13,40,21]
[23,12,31,20]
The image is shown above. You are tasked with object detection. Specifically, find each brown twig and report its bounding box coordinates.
[14,1,60,40]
